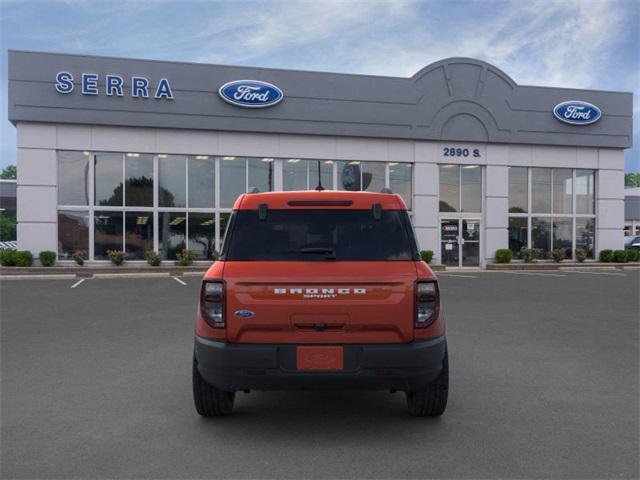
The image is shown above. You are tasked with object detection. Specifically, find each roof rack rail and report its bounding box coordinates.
[248,187,260,194]
[380,187,393,194]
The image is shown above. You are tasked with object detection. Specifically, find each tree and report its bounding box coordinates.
[625,173,640,188]
[1,165,16,179]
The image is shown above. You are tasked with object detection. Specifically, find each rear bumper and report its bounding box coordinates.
[194,335,447,392]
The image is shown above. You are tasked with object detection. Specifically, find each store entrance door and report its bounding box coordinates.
[440,218,480,268]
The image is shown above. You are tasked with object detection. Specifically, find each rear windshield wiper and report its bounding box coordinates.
[289,247,337,259]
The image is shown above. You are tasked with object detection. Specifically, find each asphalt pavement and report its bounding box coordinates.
[1,270,638,479]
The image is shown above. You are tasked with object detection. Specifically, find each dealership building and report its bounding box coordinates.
[7,50,633,267]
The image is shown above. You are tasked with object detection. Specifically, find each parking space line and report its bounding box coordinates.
[567,270,626,276]
[500,271,567,277]
[70,278,86,288]
[438,273,477,278]
[172,276,187,286]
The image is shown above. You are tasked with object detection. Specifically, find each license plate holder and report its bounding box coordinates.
[296,346,344,371]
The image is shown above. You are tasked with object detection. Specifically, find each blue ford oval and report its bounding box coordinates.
[234,310,255,318]
[219,80,284,108]
[553,101,601,125]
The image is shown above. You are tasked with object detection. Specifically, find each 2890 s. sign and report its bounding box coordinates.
[553,100,601,125]
[218,80,284,108]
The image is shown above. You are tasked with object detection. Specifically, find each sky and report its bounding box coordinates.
[0,0,638,172]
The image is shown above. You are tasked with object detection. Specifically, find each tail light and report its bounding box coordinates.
[415,280,439,328]
[201,280,225,328]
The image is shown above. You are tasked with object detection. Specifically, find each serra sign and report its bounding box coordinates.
[218,80,284,108]
[55,72,174,99]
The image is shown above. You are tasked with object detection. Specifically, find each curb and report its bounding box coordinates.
[486,262,637,271]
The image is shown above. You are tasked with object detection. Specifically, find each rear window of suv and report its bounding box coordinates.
[223,209,418,261]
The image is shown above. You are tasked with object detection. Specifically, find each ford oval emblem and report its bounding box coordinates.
[553,100,601,125]
[234,310,255,318]
[218,80,284,108]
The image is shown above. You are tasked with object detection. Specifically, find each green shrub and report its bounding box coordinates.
[551,249,565,263]
[495,249,512,263]
[575,249,587,263]
[520,248,533,263]
[613,250,628,263]
[599,249,614,262]
[211,250,220,261]
[0,249,18,266]
[15,250,34,267]
[420,250,434,264]
[39,250,56,267]
[626,249,639,262]
[175,249,195,266]
[144,250,161,266]
[73,250,87,266]
[107,250,127,266]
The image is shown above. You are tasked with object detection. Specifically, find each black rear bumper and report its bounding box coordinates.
[194,336,447,392]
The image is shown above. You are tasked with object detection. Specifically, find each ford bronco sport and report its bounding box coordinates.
[193,190,448,416]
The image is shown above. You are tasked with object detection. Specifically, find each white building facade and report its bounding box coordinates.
[8,51,633,267]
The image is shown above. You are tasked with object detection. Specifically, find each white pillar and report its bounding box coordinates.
[413,142,439,262]
[484,165,509,264]
[596,149,625,253]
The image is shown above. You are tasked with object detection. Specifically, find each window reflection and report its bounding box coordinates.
[189,156,215,208]
[361,162,385,193]
[576,218,595,258]
[309,160,333,190]
[508,217,527,258]
[338,161,362,191]
[552,169,572,214]
[58,151,90,205]
[508,167,528,213]
[188,213,216,259]
[389,163,412,209]
[220,157,246,208]
[125,212,153,260]
[125,153,153,207]
[158,155,186,207]
[94,211,123,259]
[439,165,459,212]
[531,217,551,259]
[248,158,273,193]
[159,212,186,260]
[58,210,89,259]
[95,153,123,206]
[461,165,481,212]
[283,159,307,190]
[531,168,552,213]
[552,217,572,258]
[575,170,595,214]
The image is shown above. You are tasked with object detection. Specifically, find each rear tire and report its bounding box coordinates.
[406,348,449,417]
[192,356,235,417]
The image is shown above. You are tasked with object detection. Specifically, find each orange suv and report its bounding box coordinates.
[193,190,448,416]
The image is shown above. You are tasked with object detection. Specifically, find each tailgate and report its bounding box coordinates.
[223,261,417,344]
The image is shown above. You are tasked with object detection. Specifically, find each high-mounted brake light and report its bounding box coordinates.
[201,280,225,328]
[415,280,439,328]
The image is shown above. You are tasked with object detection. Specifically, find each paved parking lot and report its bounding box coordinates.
[1,270,638,479]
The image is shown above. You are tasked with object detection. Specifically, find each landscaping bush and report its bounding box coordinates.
[495,249,512,263]
[420,250,434,264]
[626,249,639,262]
[15,250,34,267]
[73,250,87,266]
[551,249,565,263]
[599,249,614,262]
[211,250,220,261]
[175,249,195,266]
[107,250,127,266]
[39,250,56,267]
[0,249,18,266]
[613,250,628,263]
[144,250,161,266]
[575,249,587,263]
[520,248,534,263]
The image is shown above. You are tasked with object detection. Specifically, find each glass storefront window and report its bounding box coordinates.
[220,157,246,208]
[125,212,153,260]
[283,159,308,190]
[220,212,231,247]
[576,218,595,258]
[461,165,481,212]
[531,217,551,259]
[552,169,572,214]
[58,210,89,259]
[309,160,333,190]
[576,170,595,214]
[158,155,186,208]
[58,151,90,205]
[338,161,361,191]
[188,156,215,208]
[531,168,552,213]
[95,153,123,206]
[249,158,273,193]
[439,165,459,212]
[159,212,186,260]
[361,161,385,193]
[552,217,573,258]
[124,153,153,207]
[508,217,527,258]
[188,213,216,259]
[508,167,528,213]
[94,211,123,259]
[389,163,412,209]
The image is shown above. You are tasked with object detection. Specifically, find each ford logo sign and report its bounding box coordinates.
[219,80,283,108]
[553,100,601,125]
[234,310,255,318]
